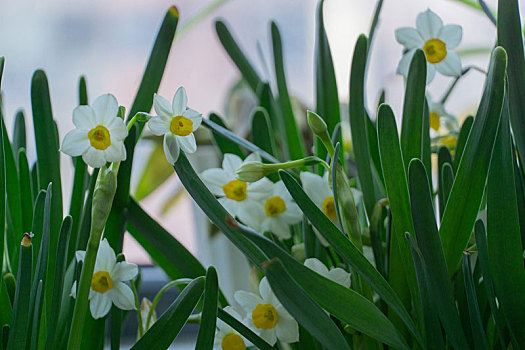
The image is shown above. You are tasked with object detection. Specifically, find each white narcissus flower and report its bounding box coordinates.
[200,153,273,228]
[234,277,299,345]
[427,99,457,133]
[60,94,128,168]
[256,180,302,240]
[148,87,202,164]
[395,9,462,84]
[213,306,252,350]
[300,172,337,222]
[72,239,138,319]
[304,258,351,288]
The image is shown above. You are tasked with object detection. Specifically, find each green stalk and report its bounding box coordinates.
[67,166,118,350]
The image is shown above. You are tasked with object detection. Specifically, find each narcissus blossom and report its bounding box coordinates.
[148,87,202,164]
[213,306,252,350]
[304,258,351,288]
[234,277,299,345]
[201,153,273,228]
[396,9,462,83]
[60,94,128,168]
[72,239,138,319]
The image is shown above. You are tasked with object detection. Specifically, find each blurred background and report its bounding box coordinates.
[0,0,513,346]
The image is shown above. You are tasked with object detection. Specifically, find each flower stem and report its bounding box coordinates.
[145,278,192,331]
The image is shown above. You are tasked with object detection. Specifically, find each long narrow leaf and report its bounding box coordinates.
[209,113,245,158]
[439,47,507,272]
[453,115,473,172]
[195,267,219,350]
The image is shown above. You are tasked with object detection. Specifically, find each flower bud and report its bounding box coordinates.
[291,243,306,262]
[140,298,157,333]
[307,110,328,136]
[91,166,118,235]
[236,161,266,182]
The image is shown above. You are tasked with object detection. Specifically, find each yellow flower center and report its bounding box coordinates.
[252,303,278,330]
[323,196,337,221]
[221,333,246,350]
[91,271,113,294]
[88,125,111,150]
[439,135,457,148]
[222,180,247,201]
[170,115,193,136]
[265,196,286,217]
[423,38,447,64]
[429,112,440,131]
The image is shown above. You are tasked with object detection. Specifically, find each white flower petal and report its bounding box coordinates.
[110,282,136,310]
[426,63,437,84]
[247,178,274,200]
[82,148,107,168]
[222,154,243,175]
[434,51,462,77]
[177,134,197,154]
[172,87,188,115]
[237,200,264,229]
[268,218,291,240]
[234,291,262,313]
[111,262,138,282]
[70,281,77,298]
[218,197,239,217]
[183,109,202,131]
[107,117,128,140]
[305,258,331,279]
[276,307,299,343]
[148,117,170,136]
[94,238,116,273]
[244,153,261,163]
[259,277,277,304]
[61,129,90,157]
[90,292,112,319]
[256,329,277,346]
[327,268,351,288]
[200,168,231,196]
[103,142,126,163]
[396,49,416,77]
[92,94,119,125]
[300,172,329,207]
[280,202,302,224]
[153,94,173,118]
[416,9,443,39]
[395,27,424,49]
[439,24,462,49]
[163,134,180,165]
[72,105,97,130]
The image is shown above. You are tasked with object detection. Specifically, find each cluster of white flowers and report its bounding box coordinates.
[214,258,351,349]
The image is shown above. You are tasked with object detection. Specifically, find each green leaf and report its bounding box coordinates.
[132,277,205,350]
[315,0,340,137]
[209,113,244,158]
[486,102,525,346]
[421,100,432,187]
[440,47,507,273]
[215,20,262,93]
[73,168,98,254]
[45,215,72,350]
[134,142,174,201]
[497,0,525,167]
[264,259,351,350]
[405,234,443,350]
[462,253,490,350]
[127,198,206,280]
[195,267,218,350]
[349,34,382,218]
[0,56,4,90]
[453,115,473,172]
[407,159,469,349]
[0,104,10,327]
[278,170,421,345]
[29,279,43,350]
[12,111,26,154]
[30,70,63,318]
[368,0,384,46]
[400,49,426,170]
[6,235,32,350]
[129,6,179,119]
[251,107,278,160]
[376,104,421,332]
[17,149,33,233]
[271,22,305,160]
[30,191,46,273]
[217,308,275,350]
[202,118,279,163]
[437,146,453,218]
[440,163,454,216]
[173,152,267,266]
[244,230,411,349]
